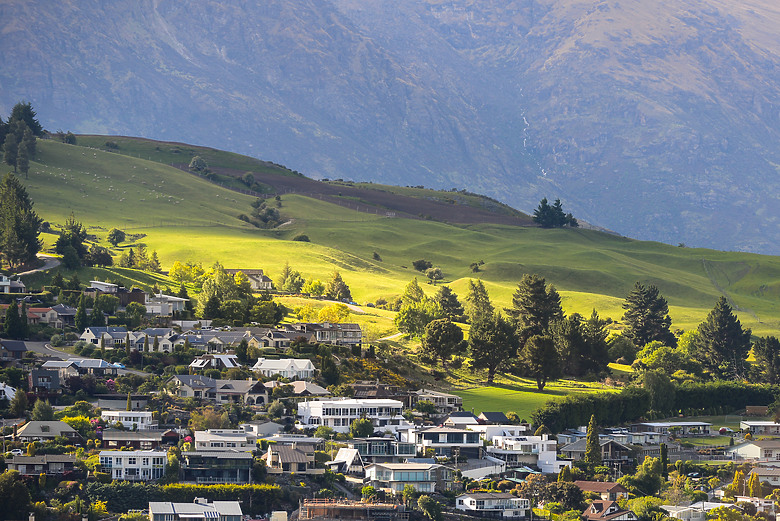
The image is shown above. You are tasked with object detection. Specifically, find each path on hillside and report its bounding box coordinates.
[378,332,403,341]
[15,254,60,276]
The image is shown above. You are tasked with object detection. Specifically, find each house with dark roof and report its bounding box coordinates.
[80,326,129,348]
[180,451,254,484]
[15,421,82,443]
[479,411,510,424]
[28,368,61,395]
[443,411,480,427]
[263,444,323,475]
[575,481,630,501]
[50,304,77,327]
[100,428,179,450]
[561,438,632,466]
[6,454,79,476]
[0,274,25,293]
[149,499,242,521]
[168,375,267,406]
[583,501,637,521]
[0,339,27,362]
[456,492,530,518]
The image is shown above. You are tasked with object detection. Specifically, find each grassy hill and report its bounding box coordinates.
[9,136,780,339]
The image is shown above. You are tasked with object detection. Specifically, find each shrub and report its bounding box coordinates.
[292,234,310,242]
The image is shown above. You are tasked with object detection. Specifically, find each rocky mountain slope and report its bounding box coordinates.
[3,0,780,252]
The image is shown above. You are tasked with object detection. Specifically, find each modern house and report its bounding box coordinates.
[99,450,167,481]
[189,354,241,371]
[101,410,157,430]
[478,412,511,425]
[264,444,324,475]
[561,438,632,467]
[194,429,255,452]
[630,422,712,436]
[661,503,737,521]
[485,434,570,474]
[442,411,481,428]
[0,274,25,293]
[6,454,78,476]
[365,462,453,495]
[297,398,409,434]
[0,382,16,402]
[180,451,254,484]
[747,467,780,487]
[149,499,242,521]
[252,358,315,380]
[145,293,189,316]
[100,428,179,450]
[347,437,417,464]
[15,421,82,443]
[28,368,61,395]
[168,375,268,406]
[727,440,780,461]
[456,492,531,518]
[403,426,482,458]
[740,421,780,436]
[575,481,630,501]
[411,389,463,414]
[96,393,149,410]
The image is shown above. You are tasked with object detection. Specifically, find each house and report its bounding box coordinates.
[100,429,179,450]
[299,499,407,520]
[286,322,362,346]
[470,424,529,441]
[149,499,242,521]
[575,481,629,501]
[734,496,776,514]
[412,389,463,414]
[27,307,61,327]
[96,393,149,411]
[180,451,254,484]
[264,444,324,475]
[28,368,61,394]
[239,420,284,439]
[0,274,25,293]
[132,328,179,353]
[748,466,780,486]
[0,339,27,362]
[189,354,241,371]
[560,438,632,466]
[365,462,453,495]
[661,502,737,521]
[80,326,129,348]
[99,450,167,481]
[15,421,82,443]
[404,426,482,458]
[145,293,188,315]
[194,429,255,452]
[485,434,570,474]
[583,501,637,521]
[326,448,365,474]
[41,360,81,381]
[352,381,409,403]
[347,437,417,464]
[252,358,315,380]
[479,411,510,425]
[443,411,481,428]
[727,439,780,461]
[101,410,157,430]
[630,422,711,436]
[740,421,780,436]
[0,382,16,402]
[6,454,78,476]
[50,304,77,327]
[456,492,530,518]
[224,269,273,291]
[167,375,268,405]
[297,398,409,434]
[264,380,330,399]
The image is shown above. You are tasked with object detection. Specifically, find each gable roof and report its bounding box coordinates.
[0,339,27,352]
[479,412,510,423]
[270,445,310,464]
[562,438,631,452]
[583,500,635,521]
[17,421,79,438]
[575,481,628,493]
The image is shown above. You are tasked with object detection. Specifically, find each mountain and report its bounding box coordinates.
[3,0,780,252]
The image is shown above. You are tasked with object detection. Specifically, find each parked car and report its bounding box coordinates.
[10,449,24,456]
[112,362,126,369]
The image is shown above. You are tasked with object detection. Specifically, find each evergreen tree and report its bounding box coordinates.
[584,414,602,466]
[127,393,132,412]
[421,318,465,368]
[9,387,28,416]
[9,101,43,136]
[464,279,494,325]
[202,295,221,319]
[523,334,561,390]
[401,278,425,307]
[30,399,54,421]
[533,198,578,228]
[550,315,587,376]
[435,285,464,322]
[752,336,780,384]
[51,271,65,291]
[90,305,105,327]
[3,300,25,339]
[0,173,43,267]
[55,213,87,259]
[507,274,563,346]
[581,310,611,374]
[622,282,676,347]
[660,443,669,479]
[468,314,518,384]
[74,294,88,332]
[2,129,19,171]
[324,270,351,301]
[558,466,573,482]
[693,296,751,379]
[16,142,29,178]
[177,284,193,312]
[21,126,36,158]
[747,471,761,498]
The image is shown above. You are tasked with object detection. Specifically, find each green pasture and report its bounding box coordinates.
[9,136,780,338]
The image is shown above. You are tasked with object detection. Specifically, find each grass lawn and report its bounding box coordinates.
[680,435,734,447]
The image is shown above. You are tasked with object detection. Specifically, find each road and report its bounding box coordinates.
[25,341,148,377]
[15,254,61,276]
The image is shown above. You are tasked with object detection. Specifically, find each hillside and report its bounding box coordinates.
[9,136,780,338]
[3,1,780,253]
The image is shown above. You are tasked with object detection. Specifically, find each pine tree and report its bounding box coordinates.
[464,279,494,325]
[507,274,563,345]
[558,466,573,482]
[3,300,25,339]
[584,414,602,466]
[693,296,752,379]
[9,388,28,416]
[127,393,132,412]
[74,294,88,332]
[9,101,43,136]
[2,130,19,171]
[0,173,43,267]
[660,443,668,479]
[523,334,561,390]
[324,271,351,301]
[622,282,676,347]
[747,471,761,498]
[468,314,518,384]
[421,318,465,368]
[21,126,36,158]
[435,286,464,322]
[16,142,29,178]
[732,470,746,496]
[753,336,780,384]
[31,399,54,421]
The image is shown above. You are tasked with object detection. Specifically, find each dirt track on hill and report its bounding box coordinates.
[174,163,534,227]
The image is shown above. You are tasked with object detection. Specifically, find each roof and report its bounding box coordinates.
[448,411,479,418]
[562,438,631,452]
[182,451,253,460]
[458,492,519,500]
[252,358,314,371]
[749,467,780,476]
[583,500,634,521]
[291,381,330,396]
[636,421,711,427]
[575,481,628,493]
[417,426,475,434]
[101,429,167,441]
[17,421,79,438]
[479,412,510,423]
[729,439,780,450]
[172,375,217,389]
[149,501,243,517]
[271,445,310,464]
[0,340,27,352]
[368,462,440,471]
[8,454,77,464]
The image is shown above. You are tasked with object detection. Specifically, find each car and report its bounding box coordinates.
[10,449,24,456]
[112,363,126,369]
[718,427,734,434]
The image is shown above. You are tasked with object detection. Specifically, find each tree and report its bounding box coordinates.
[747,470,761,498]
[469,313,518,384]
[302,278,325,296]
[107,228,126,246]
[732,469,746,496]
[425,267,443,285]
[464,279,494,325]
[581,310,611,374]
[3,300,26,339]
[324,271,351,301]
[417,495,443,521]
[558,466,573,482]
[401,278,425,306]
[0,173,43,267]
[21,126,36,158]
[9,101,43,136]
[349,417,374,438]
[421,318,465,368]
[0,470,32,520]
[752,336,780,384]
[31,399,54,421]
[84,244,113,267]
[2,130,19,171]
[533,198,578,228]
[641,369,675,414]
[75,294,88,332]
[622,282,676,347]
[395,298,442,339]
[412,259,433,272]
[402,484,418,507]
[9,387,27,416]
[693,297,752,379]
[507,274,563,345]
[523,335,561,390]
[55,213,88,259]
[189,155,208,172]
[16,142,29,178]
[618,457,664,496]
[435,286,464,322]
[317,303,350,323]
[125,302,147,328]
[584,414,601,466]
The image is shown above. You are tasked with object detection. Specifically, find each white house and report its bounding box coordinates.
[0,275,25,294]
[740,421,780,436]
[412,389,463,413]
[149,499,242,521]
[661,502,737,521]
[735,496,776,514]
[631,422,711,436]
[365,462,453,495]
[486,434,570,474]
[456,492,530,518]
[145,293,188,315]
[80,326,129,347]
[194,429,255,452]
[99,450,166,481]
[297,398,409,434]
[0,382,17,403]
[252,358,315,380]
[403,426,482,458]
[101,410,157,430]
[727,440,780,461]
[748,467,780,487]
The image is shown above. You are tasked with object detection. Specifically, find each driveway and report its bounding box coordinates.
[15,254,60,276]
